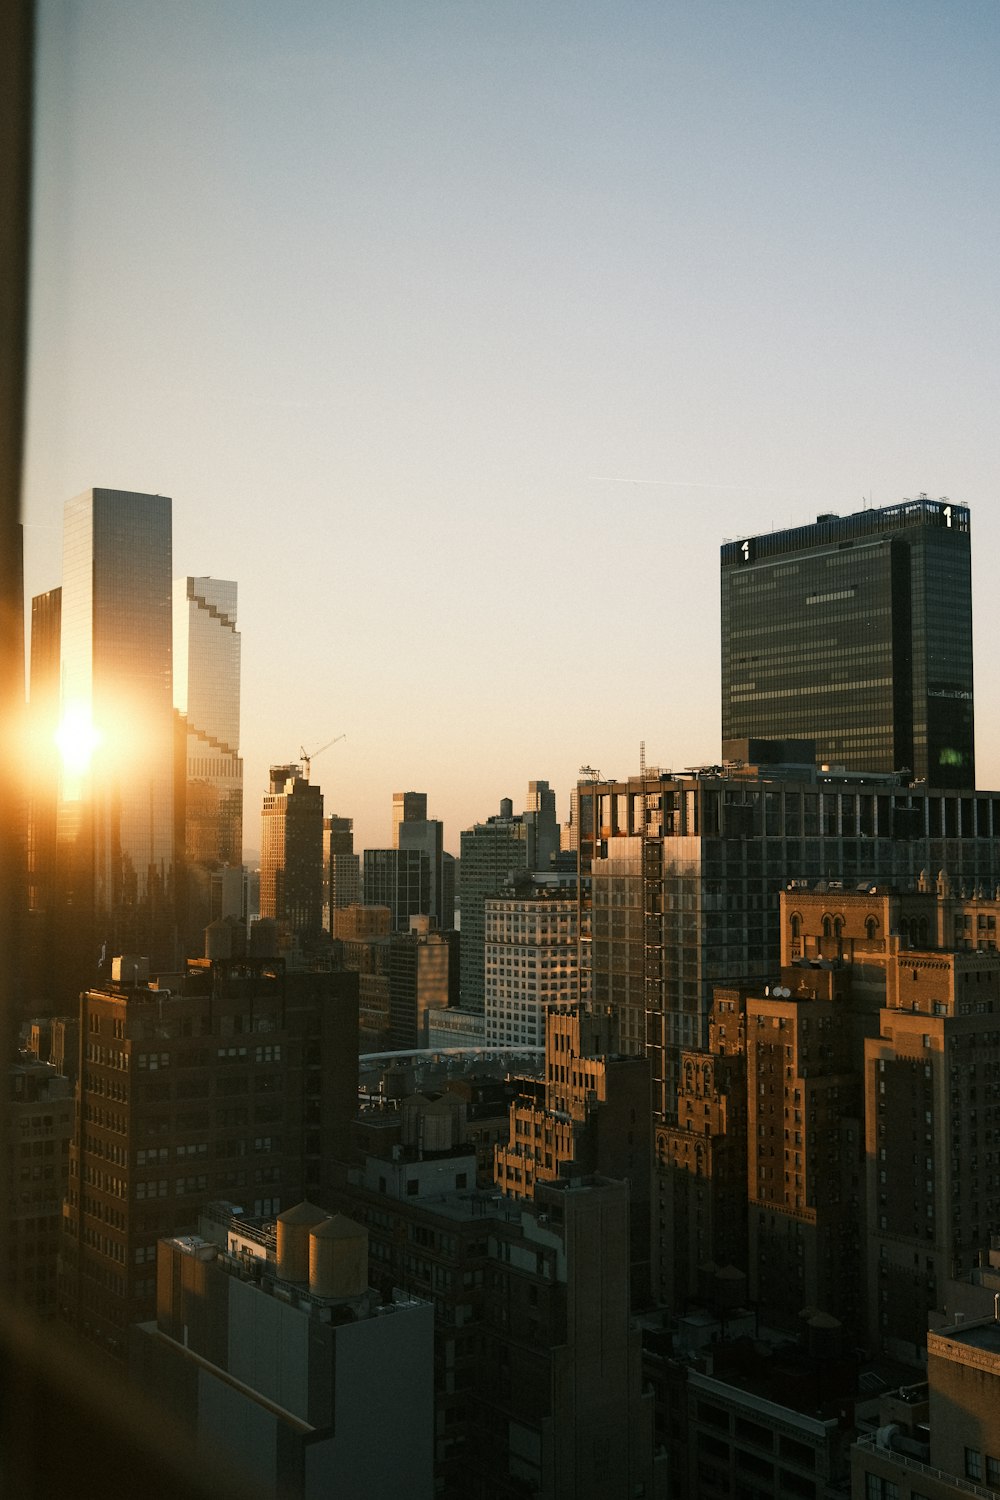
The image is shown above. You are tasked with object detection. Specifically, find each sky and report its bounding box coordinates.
[22,0,1000,856]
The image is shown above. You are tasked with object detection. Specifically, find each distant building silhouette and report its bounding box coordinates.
[392,789,427,846]
[322,813,360,930]
[260,764,323,942]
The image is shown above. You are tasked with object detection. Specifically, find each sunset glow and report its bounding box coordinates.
[55,705,100,776]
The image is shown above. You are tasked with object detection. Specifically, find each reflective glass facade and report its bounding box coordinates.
[721,498,974,787]
[363,846,431,933]
[173,577,243,867]
[58,489,175,960]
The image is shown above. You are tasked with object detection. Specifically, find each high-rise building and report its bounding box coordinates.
[387,921,454,1049]
[745,970,867,1340]
[864,946,1000,1362]
[392,790,427,847]
[24,587,63,1007]
[721,497,975,787]
[484,883,581,1049]
[56,489,176,977]
[173,577,242,951]
[523,778,559,870]
[579,760,1000,1126]
[340,1106,655,1496]
[578,759,1000,1303]
[469,1174,655,1498]
[495,1002,652,1303]
[398,817,450,926]
[59,952,359,1359]
[362,846,430,932]
[322,813,360,930]
[333,904,393,1050]
[657,984,750,1313]
[26,587,61,919]
[260,764,323,941]
[459,786,559,1013]
[6,1055,72,1316]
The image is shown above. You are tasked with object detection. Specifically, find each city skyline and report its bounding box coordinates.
[21,2,1000,853]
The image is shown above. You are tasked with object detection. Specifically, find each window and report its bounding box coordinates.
[865,1477,898,1500]
[966,1448,983,1481]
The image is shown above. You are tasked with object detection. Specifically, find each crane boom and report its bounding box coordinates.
[300,733,346,779]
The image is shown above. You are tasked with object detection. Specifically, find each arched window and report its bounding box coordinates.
[865,916,878,940]
[833,916,843,938]
[822,916,832,938]
[918,917,929,945]
[790,913,801,939]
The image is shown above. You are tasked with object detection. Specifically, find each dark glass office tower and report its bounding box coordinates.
[721,497,975,787]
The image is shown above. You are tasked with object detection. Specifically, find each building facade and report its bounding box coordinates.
[399,817,451,928]
[459,801,530,1013]
[363,846,431,932]
[484,887,581,1048]
[865,947,1000,1362]
[495,1003,653,1304]
[322,813,360,930]
[24,587,63,1008]
[392,790,427,846]
[6,1057,72,1316]
[59,954,358,1359]
[578,763,1000,1131]
[721,497,975,787]
[387,923,454,1049]
[852,1317,1000,1498]
[260,764,324,940]
[56,488,176,975]
[132,1206,434,1500]
[470,1174,655,1500]
[173,576,243,950]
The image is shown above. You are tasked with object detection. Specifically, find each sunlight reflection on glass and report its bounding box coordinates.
[55,704,100,778]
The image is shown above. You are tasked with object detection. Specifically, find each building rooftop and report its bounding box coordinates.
[932,1317,1000,1356]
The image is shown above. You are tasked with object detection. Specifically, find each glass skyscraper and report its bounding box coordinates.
[57,488,175,966]
[173,577,243,949]
[721,497,975,787]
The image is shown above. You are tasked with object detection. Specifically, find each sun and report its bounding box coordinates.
[55,706,101,776]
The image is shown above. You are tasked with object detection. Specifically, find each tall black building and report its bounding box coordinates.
[721,497,975,787]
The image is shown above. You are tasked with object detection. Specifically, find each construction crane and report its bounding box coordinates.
[300,733,346,780]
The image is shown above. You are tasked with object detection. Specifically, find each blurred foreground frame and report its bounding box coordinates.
[0,6,250,1495]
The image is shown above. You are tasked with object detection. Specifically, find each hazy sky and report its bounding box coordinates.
[23,1,1000,855]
